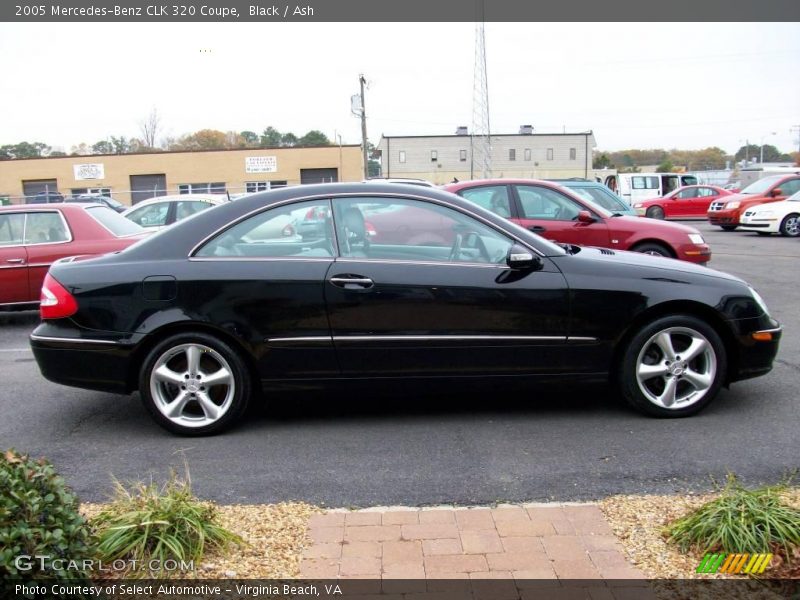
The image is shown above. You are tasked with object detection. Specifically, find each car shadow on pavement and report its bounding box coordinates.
[249,379,627,425]
[0,309,39,326]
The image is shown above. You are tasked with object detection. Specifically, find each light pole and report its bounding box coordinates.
[760,132,777,164]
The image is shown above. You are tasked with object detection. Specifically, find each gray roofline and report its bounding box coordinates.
[379,132,594,140]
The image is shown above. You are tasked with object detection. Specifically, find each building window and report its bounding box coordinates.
[71,187,112,197]
[245,181,288,193]
[178,182,226,194]
[431,150,438,162]
[460,149,467,162]
[569,148,577,160]
[524,149,531,161]
[509,149,516,161]
[547,148,554,161]
[399,151,406,163]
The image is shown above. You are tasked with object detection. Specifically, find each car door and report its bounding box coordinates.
[670,188,697,218]
[510,184,611,248]
[691,187,719,217]
[0,212,29,304]
[23,210,74,300]
[324,195,571,377]
[192,199,339,379]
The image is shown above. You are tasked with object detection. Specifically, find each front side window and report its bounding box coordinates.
[0,213,25,246]
[778,179,800,196]
[126,202,170,227]
[333,197,513,265]
[517,185,584,221]
[676,188,698,199]
[196,200,333,258]
[24,212,70,244]
[459,185,512,218]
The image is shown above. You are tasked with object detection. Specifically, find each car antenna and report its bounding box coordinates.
[226,190,231,202]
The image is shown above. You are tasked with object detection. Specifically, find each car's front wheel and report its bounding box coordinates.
[632,242,672,258]
[779,213,800,237]
[139,332,252,435]
[619,315,726,418]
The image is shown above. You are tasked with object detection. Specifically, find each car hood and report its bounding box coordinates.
[607,215,700,235]
[571,246,745,284]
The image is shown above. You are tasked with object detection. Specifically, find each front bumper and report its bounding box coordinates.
[708,209,739,226]
[728,319,782,383]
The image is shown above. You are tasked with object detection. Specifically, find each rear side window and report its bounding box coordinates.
[0,213,25,246]
[517,186,583,221]
[85,206,144,236]
[24,212,70,243]
[175,201,212,221]
[126,202,170,227]
[196,200,334,258]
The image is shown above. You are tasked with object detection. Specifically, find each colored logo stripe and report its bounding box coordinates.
[697,553,772,574]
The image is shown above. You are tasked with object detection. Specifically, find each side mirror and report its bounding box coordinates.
[507,244,542,270]
[771,188,783,197]
[577,210,596,223]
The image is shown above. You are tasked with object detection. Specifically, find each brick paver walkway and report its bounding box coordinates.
[300,503,644,582]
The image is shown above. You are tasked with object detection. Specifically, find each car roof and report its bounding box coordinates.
[0,202,104,213]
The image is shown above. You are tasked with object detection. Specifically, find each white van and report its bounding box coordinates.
[604,173,698,204]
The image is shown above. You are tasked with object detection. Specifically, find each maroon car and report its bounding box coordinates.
[444,179,711,264]
[0,203,147,308]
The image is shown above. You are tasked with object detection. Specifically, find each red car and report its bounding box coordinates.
[0,203,147,307]
[444,179,711,264]
[634,185,732,220]
[707,174,800,231]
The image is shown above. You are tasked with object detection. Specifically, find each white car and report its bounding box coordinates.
[739,190,800,237]
[122,194,227,230]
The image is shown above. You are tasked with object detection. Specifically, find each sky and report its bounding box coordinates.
[1,22,798,155]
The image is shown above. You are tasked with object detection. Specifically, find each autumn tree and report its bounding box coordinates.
[171,129,228,151]
[139,107,161,149]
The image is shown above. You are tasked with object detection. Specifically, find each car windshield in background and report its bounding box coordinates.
[85,206,145,236]
[568,187,627,212]
[740,176,782,195]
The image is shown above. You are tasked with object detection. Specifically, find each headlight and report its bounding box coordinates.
[688,233,705,245]
[725,201,741,209]
[750,287,770,316]
[633,203,643,208]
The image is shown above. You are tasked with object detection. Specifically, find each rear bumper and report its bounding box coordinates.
[30,327,137,394]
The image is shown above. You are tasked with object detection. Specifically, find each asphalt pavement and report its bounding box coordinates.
[1,222,797,506]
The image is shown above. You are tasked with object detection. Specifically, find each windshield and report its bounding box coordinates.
[85,206,145,237]
[567,187,628,212]
[740,176,784,195]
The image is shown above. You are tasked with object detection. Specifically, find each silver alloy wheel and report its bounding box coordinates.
[643,250,664,256]
[635,326,716,410]
[783,215,800,237]
[149,343,235,429]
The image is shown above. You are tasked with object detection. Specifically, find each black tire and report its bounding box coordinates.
[619,315,727,418]
[632,242,673,258]
[138,332,252,435]
[779,213,800,237]
[720,225,738,231]
[646,206,665,220]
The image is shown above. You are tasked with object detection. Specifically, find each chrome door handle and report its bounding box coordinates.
[6,258,25,264]
[329,276,374,289]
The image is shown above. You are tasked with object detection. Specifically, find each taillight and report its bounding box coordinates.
[40,273,78,319]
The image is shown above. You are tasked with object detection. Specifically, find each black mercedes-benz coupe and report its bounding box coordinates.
[30,183,781,435]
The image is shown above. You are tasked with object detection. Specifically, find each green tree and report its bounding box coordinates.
[656,159,674,173]
[593,152,613,169]
[298,130,330,146]
[0,141,50,159]
[260,126,283,147]
[281,133,298,147]
[92,140,114,154]
[240,131,259,146]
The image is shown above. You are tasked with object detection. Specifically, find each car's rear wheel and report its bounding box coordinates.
[779,213,800,237]
[720,225,738,231]
[645,206,664,219]
[139,332,251,435]
[619,315,726,418]
[632,242,672,258]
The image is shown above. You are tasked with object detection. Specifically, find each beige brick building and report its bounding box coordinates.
[0,145,363,206]
[377,129,598,185]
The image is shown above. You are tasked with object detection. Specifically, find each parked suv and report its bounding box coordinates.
[707,174,800,231]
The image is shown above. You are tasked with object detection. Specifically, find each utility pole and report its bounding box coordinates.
[359,74,369,179]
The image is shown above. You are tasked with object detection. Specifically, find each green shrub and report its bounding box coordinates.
[92,471,240,577]
[0,449,95,587]
[665,474,800,562]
